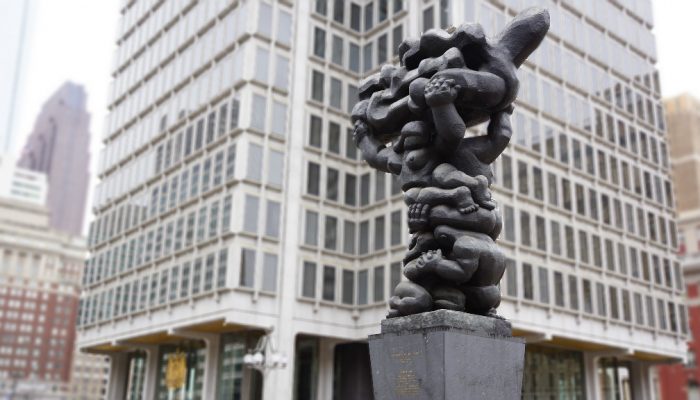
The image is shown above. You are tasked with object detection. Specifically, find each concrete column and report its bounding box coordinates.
[316,338,339,399]
[201,335,221,399]
[261,330,296,400]
[142,346,160,400]
[630,362,657,400]
[106,352,129,400]
[583,353,600,400]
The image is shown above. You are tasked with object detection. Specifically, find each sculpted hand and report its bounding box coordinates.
[424,77,461,107]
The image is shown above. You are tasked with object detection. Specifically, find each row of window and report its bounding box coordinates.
[307,114,358,161]
[314,0,404,33]
[503,259,687,335]
[510,109,672,210]
[310,69,358,115]
[498,154,676,248]
[312,23,403,74]
[303,208,403,255]
[80,249,231,327]
[86,195,235,286]
[306,162,401,206]
[502,206,681,291]
[300,260,402,306]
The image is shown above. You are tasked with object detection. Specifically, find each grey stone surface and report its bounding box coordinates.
[379,309,511,337]
[351,8,550,318]
[369,323,525,399]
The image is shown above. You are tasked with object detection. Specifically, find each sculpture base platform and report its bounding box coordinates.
[368,310,525,400]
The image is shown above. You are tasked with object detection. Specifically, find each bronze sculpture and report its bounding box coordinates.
[352,8,550,318]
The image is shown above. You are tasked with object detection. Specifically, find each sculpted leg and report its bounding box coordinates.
[430,285,466,312]
[388,281,433,318]
[433,163,496,210]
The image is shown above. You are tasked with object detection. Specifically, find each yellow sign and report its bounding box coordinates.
[166,350,187,390]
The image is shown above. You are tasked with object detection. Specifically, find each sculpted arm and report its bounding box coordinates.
[478,107,513,164]
[424,77,466,152]
[354,120,400,174]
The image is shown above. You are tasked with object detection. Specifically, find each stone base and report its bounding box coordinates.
[368,310,525,400]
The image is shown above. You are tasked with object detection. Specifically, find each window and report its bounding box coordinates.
[329,122,341,153]
[583,280,593,313]
[251,95,266,131]
[538,267,549,304]
[307,162,321,195]
[392,25,403,56]
[345,173,357,205]
[379,0,388,21]
[364,2,374,31]
[423,6,434,31]
[267,150,284,187]
[374,266,385,301]
[255,47,269,83]
[333,0,344,23]
[265,201,281,238]
[520,211,531,247]
[313,27,326,58]
[554,272,564,307]
[568,276,579,310]
[274,55,289,90]
[332,35,343,65]
[330,78,342,109]
[374,216,385,250]
[358,270,368,305]
[240,249,255,288]
[326,168,339,201]
[523,263,533,300]
[247,143,263,181]
[377,34,388,64]
[324,216,338,250]
[505,259,517,297]
[343,221,356,254]
[302,262,317,298]
[360,173,371,205]
[309,115,322,147]
[390,210,402,246]
[359,221,369,254]
[323,266,336,301]
[363,43,373,72]
[217,250,228,288]
[305,211,319,246]
[342,270,354,305]
[311,71,324,102]
[262,253,278,292]
[271,102,287,137]
[350,3,361,31]
[349,43,360,73]
[243,195,259,234]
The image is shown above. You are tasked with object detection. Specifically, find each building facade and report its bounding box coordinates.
[78,0,685,399]
[0,195,83,397]
[657,94,700,400]
[18,81,91,236]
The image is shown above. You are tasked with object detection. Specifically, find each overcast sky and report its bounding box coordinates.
[3,0,699,228]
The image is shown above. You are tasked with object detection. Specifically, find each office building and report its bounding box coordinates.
[78,1,685,399]
[657,94,700,399]
[18,81,91,236]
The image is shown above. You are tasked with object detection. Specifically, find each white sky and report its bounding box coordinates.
[3,0,699,229]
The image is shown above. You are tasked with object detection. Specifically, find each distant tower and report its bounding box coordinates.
[18,82,90,236]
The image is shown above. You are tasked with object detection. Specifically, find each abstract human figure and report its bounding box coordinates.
[351,8,550,318]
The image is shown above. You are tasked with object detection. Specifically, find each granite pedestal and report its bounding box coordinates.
[368,310,525,400]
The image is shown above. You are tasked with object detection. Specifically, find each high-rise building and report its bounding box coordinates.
[78,1,685,399]
[18,81,91,236]
[0,0,34,153]
[0,194,84,397]
[656,94,700,399]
